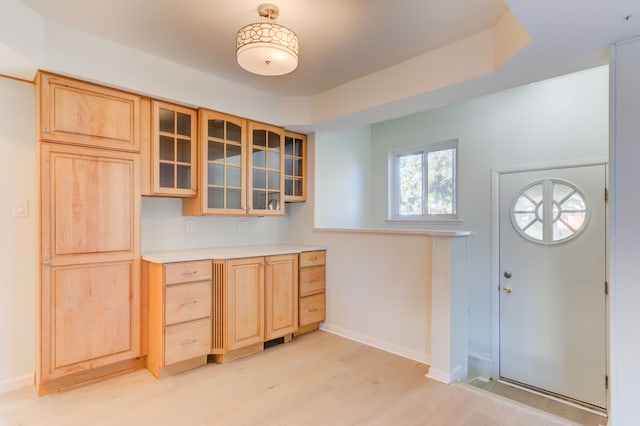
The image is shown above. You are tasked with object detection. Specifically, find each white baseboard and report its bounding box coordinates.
[0,373,33,394]
[319,322,429,365]
[468,351,493,381]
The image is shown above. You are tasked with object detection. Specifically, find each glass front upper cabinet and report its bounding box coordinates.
[151,100,197,197]
[184,109,246,216]
[284,131,306,202]
[248,121,284,216]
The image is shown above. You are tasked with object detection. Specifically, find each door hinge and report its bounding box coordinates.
[605,281,609,295]
[606,375,609,390]
[605,188,609,203]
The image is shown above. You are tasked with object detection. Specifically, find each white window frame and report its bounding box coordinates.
[387,139,460,223]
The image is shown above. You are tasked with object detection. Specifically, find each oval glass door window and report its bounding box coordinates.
[511,179,589,244]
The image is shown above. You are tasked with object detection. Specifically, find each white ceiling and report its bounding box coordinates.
[10,0,640,129]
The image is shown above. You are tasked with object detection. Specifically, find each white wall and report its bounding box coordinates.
[286,136,432,362]
[609,36,640,426]
[313,66,609,370]
[141,198,287,252]
[314,126,374,228]
[0,78,36,391]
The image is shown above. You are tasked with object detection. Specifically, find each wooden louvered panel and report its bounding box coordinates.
[211,260,226,354]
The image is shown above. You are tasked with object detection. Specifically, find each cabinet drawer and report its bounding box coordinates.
[299,266,325,297]
[164,318,211,365]
[165,282,212,326]
[300,250,325,268]
[165,261,212,285]
[299,294,325,326]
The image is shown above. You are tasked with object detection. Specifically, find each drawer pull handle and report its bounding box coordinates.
[181,300,198,306]
[308,279,318,284]
[181,271,198,275]
[308,257,317,261]
[181,339,198,346]
[308,308,318,313]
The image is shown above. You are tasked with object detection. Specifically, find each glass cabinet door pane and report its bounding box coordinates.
[159,108,174,133]
[268,131,280,149]
[159,163,174,188]
[208,119,224,139]
[227,122,242,142]
[284,136,293,155]
[227,166,241,187]
[208,164,224,186]
[227,189,241,209]
[253,190,266,210]
[267,192,281,210]
[176,165,191,189]
[159,136,175,161]
[209,141,225,162]
[208,187,224,209]
[253,170,266,189]
[294,139,302,156]
[253,149,266,168]
[176,112,191,137]
[177,139,191,163]
[294,159,303,177]
[268,171,280,190]
[227,144,242,165]
[253,130,266,147]
[294,179,302,196]
[285,180,292,196]
[285,158,293,175]
[267,152,280,170]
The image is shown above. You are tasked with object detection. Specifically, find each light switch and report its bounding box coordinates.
[185,219,194,233]
[12,199,29,218]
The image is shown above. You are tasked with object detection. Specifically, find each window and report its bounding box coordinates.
[511,179,589,244]
[388,139,458,221]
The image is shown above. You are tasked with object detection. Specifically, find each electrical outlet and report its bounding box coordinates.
[238,221,249,233]
[12,199,29,218]
[185,219,194,233]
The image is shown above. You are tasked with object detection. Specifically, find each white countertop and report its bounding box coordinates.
[142,244,326,264]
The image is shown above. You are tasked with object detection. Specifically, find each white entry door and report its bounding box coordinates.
[499,165,606,409]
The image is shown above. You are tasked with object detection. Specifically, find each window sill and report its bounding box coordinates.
[385,217,464,226]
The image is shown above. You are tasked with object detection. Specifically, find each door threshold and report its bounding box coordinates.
[498,378,607,418]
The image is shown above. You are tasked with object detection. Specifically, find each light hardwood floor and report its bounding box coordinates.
[0,331,597,426]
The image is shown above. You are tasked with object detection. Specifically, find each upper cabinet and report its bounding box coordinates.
[247,121,285,216]
[284,131,307,202]
[182,115,285,216]
[142,100,197,197]
[38,72,140,152]
[182,109,247,216]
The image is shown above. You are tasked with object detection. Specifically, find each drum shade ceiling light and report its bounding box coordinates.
[236,4,299,76]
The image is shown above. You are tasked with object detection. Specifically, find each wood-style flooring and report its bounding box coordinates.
[469,378,607,426]
[0,331,600,425]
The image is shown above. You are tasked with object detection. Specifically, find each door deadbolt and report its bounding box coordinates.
[503,271,512,279]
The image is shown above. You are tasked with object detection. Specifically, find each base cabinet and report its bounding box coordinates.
[145,260,212,378]
[296,250,326,334]
[213,254,297,362]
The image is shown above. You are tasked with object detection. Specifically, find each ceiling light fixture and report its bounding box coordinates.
[236,4,299,76]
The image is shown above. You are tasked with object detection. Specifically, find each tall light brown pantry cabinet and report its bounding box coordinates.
[36,72,142,394]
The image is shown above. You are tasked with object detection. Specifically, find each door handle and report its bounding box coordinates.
[502,286,512,294]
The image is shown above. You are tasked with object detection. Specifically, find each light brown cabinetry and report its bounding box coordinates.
[212,254,297,362]
[145,260,212,377]
[38,72,140,152]
[297,250,326,335]
[247,121,285,216]
[36,72,142,394]
[37,142,141,394]
[182,110,247,215]
[284,131,306,202]
[142,101,197,197]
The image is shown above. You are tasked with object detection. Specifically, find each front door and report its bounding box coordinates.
[499,164,606,409]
